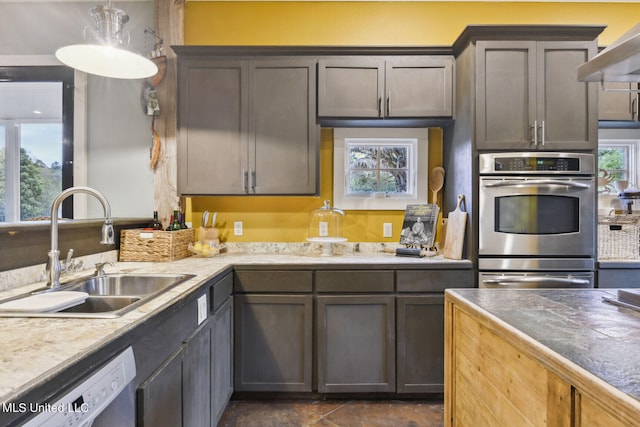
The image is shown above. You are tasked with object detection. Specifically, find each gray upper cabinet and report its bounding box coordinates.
[318,57,384,117]
[599,82,639,121]
[178,60,248,195]
[318,56,454,118]
[178,57,318,195]
[475,40,597,150]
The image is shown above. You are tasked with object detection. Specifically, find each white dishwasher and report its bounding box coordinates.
[23,346,136,427]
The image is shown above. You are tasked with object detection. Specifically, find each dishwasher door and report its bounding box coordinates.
[479,272,594,288]
[22,346,136,427]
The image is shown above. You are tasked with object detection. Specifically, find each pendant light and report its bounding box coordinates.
[55,0,158,80]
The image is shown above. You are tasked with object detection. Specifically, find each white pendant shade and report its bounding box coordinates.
[55,0,159,80]
[56,44,158,80]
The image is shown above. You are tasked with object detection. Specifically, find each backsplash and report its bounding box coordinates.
[0,251,118,293]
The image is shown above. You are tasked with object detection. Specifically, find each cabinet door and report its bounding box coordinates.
[249,60,318,194]
[397,295,444,393]
[318,58,385,117]
[476,41,537,149]
[317,295,396,393]
[178,60,249,194]
[537,41,597,149]
[578,390,637,427]
[211,297,233,426]
[386,56,454,117]
[599,82,638,121]
[183,321,211,427]
[234,294,313,392]
[597,268,640,288]
[137,348,183,427]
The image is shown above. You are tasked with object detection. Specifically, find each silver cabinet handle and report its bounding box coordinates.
[387,91,391,117]
[249,169,256,193]
[531,120,538,145]
[242,168,248,192]
[540,120,545,146]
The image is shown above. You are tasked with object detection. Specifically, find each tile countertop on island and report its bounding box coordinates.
[0,247,472,407]
[446,288,640,409]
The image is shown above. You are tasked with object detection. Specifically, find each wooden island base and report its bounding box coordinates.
[445,290,640,427]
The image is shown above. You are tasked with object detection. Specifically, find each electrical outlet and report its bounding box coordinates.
[319,221,329,237]
[234,221,243,236]
[197,294,207,325]
[383,222,393,238]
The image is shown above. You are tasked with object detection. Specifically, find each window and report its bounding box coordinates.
[598,140,639,193]
[0,66,74,222]
[333,128,428,210]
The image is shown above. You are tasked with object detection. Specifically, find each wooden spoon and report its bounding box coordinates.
[429,167,445,204]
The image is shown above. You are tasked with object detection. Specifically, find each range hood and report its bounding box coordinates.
[578,23,640,82]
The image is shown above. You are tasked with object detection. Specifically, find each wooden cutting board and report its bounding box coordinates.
[443,194,467,260]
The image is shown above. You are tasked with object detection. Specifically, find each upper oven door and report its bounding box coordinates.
[479,176,595,257]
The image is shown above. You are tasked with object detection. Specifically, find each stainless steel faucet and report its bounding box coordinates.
[47,186,115,288]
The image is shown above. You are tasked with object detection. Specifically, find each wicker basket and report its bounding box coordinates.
[598,216,640,260]
[119,228,195,262]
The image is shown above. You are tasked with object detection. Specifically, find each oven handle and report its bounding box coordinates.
[482,179,591,190]
[482,276,591,287]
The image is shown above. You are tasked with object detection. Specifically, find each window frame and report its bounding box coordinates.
[0,65,75,221]
[333,128,429,210]
[598,138,640,214]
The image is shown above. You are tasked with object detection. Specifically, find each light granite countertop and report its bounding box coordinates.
[447,288,640,405]
[0,247,471,406]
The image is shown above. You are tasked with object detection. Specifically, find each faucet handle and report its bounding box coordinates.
[94,262,113,277]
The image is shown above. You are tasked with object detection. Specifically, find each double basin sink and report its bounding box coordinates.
[0,273,195,318]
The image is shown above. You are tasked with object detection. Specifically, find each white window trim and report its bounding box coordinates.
[333,128,429,210]
[598,138,640,215]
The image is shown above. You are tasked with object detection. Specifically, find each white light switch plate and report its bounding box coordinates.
[234,221,243,236]
[197,294,207,325]
[383,223,393,238]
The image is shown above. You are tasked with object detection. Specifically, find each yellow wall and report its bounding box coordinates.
[183,1,640,243]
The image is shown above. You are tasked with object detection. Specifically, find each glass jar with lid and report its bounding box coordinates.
[307,200,346,255]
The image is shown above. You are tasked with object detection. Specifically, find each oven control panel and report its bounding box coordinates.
[495,156,579,172]
[479,153,595,175]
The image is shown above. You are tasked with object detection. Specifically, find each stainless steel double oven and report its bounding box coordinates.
[478,152,596,288]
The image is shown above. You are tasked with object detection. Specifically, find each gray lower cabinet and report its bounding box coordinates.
[211,274,234,426]
[234,294,313,391]
[598,267,640,288]
[317,56,454,118]
[475,40,597,149]
[317,294,396,393]
[232,267,472,396]
[136,273,234,427]
[183,321,212,427]
[396,295,444,393]
[599,82,639,121]
[138,320,210,427]
[177,56,318,195]
[138,347,184,427]
[396,269,474,394]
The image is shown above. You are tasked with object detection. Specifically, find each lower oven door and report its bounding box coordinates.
[479,272,594,288]
[479,176,595,257]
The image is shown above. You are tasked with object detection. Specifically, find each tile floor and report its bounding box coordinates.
[218,399,445,427]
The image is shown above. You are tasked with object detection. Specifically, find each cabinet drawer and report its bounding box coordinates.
[315,270,394,293]
[234,270,313,293]
[211,272,233,312]
[396,270,474,292]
